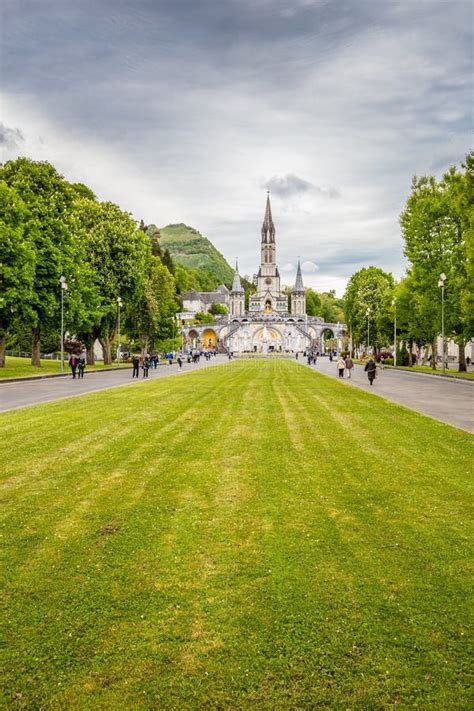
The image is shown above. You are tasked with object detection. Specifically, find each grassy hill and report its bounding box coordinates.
[159,223,234,288]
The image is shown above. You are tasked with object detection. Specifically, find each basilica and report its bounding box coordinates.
[182,195,344,354]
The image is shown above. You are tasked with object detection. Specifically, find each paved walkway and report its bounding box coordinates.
[0,357,225,413]
[306,358,473,433]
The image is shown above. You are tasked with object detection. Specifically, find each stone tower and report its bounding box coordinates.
[229,260,245,316]
[291,259,306,316]
[249,193,288,314]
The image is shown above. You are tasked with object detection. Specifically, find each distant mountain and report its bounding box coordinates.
[159,223,234,288]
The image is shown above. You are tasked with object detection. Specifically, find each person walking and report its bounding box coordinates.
[77,357,85,379]
[364,358,377,386]
[345,354,354,379]
[132,354,140,378]
[177,355,183,369]
[380,355,385,370]
[336,356,345,378]
[142,355,150,378]
[68,353,78,379]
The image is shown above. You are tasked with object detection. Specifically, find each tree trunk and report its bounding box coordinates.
[99,336,112,365]
[407,339,413,366]
[431,337,437,370]
[140,333,148,357]
[458,341,466,372]
[86,342,95,366]
[0,333,5,367]
[422,344,429,366]
[32,328,41,366]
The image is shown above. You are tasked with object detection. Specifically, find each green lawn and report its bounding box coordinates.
[0,356,131,379]
[1,360,472,709]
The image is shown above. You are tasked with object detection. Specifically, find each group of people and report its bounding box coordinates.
[68,354,86,378]
[130,349,218,378]
[335,355,378,385]
[131,354,150,378]
[336,355,354,379]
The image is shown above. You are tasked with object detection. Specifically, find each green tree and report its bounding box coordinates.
[194,311,215,324]
[0,159,96,365]
[127,257,178,354]
[161,248,175,275]
[400,157,472,370]
[209,302,227,315]
[344,267,394,353]
[319,291,345,323]
[0,181,35,366]
[77,200,151,363]
[305,288,322,317]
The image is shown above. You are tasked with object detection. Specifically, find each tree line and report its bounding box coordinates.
[0,158,178,367]
[343,152,473,370]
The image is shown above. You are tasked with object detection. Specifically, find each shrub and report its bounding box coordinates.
[375,351,392,363]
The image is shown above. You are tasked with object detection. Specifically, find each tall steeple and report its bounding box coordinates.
[229,259,245,316]
[291,259,306,316]
[293,259,304,293]
[261,191,275,244]
[231,260,244,293]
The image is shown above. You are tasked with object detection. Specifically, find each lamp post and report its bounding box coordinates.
[392,298,397,367]
[366,307,371,355]
[60,276,68,372]
[438,273,446,373]
[116,297,123,367]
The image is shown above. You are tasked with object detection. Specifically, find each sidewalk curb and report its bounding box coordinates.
[386,366,474,385]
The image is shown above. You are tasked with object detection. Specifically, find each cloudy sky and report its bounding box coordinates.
[1,0,471,294]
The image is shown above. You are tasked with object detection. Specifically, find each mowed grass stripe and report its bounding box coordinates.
[1,360,472,709]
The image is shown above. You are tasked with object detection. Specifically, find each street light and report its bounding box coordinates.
[392,298,397,367]
[438,273,446,373]
[116,297,123,367]
[366,307,371,354]
[60,276,68,372]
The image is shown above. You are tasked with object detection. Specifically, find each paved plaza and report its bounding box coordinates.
[306,358,473,433]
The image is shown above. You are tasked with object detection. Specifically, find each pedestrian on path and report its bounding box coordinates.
[132,354,139,378]
[68,354,78,379]
[345,355,354,379]
[380,355,385,370]
[364,358,377,386]
[336,356,345,378]
[177,355,183,368]
[142,356,150,378]
[77,357,85,379]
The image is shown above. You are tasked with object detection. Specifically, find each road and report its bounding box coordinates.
[305,357,473,433]
[0,357,225,413]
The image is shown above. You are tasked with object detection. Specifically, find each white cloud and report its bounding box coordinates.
[1,0,470,298]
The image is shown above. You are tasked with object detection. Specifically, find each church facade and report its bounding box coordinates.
[181,195,344,354]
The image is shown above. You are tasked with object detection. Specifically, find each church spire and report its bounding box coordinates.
[261,191,275,244]
[293,259,304,292]
[231,259,244,293]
